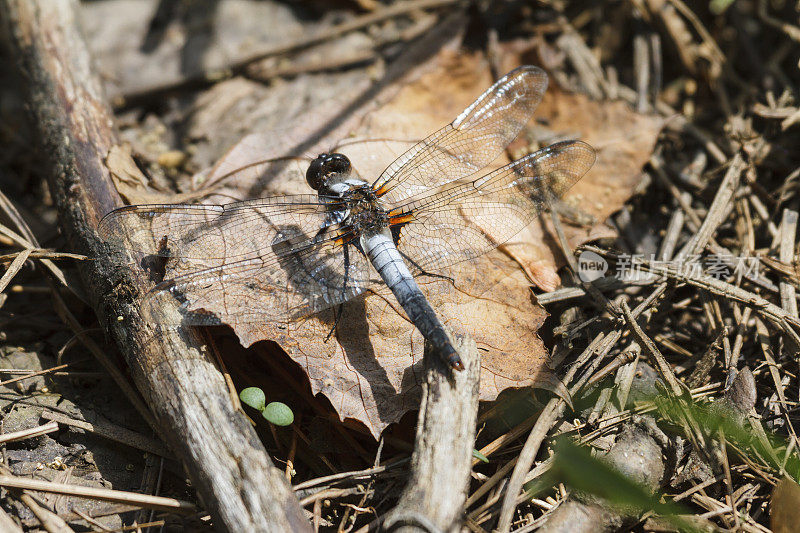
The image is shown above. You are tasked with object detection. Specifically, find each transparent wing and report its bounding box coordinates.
[140,233,374,326]
[387,141,596,273]
[98,195,342,269]
[373,66,548,205]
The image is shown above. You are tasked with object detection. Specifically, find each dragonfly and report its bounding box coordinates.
[99,66,596,371]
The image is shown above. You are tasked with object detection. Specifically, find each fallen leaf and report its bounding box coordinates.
[771,477,800,533]
[501,93,665,288]
[105,145,207,205]
[148,50,662,437]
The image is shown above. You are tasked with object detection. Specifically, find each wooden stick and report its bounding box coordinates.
[0,475,196,513]
[383,333,481,532]
[40,411,169,457]
[0,1,310,531]
[0,422,59,445]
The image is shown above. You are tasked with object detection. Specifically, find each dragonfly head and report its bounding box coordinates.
[306,153,352,191]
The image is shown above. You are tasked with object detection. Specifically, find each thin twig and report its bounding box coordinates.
[0,475,196,514]
[779,207,798,318]
[39,411,169,457]
[620,301,687,398]
[0,421,59,444]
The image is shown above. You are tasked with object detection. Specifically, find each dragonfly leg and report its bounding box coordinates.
[324,304,344,343]
[324,242,353,343]
[399,250,454,284]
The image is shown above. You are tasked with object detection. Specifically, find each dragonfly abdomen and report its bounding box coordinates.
[361,230,463,370]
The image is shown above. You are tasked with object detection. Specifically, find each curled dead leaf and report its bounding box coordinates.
[105,144,207,205]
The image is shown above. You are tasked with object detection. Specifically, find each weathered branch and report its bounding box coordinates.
[0,1,310,531]
[383,334,481,532]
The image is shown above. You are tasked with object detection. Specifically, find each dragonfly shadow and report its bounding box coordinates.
[139,0,222,78]
[141,253,168,284]
[139,234,172,284]
[133,218,375,341]
[270,223,371,322]
[332,295,424,426]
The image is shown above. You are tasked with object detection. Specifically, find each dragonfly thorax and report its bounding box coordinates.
[339,183,388,234]
[307,153,389,234]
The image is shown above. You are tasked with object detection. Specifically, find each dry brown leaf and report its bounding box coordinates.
[105,145,206,205]
[164,51,662,436]
[771,477,800,533]
[501,93,665,288]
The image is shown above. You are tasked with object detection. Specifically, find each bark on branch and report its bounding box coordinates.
[0,1,310,531]
[383,333,481,532]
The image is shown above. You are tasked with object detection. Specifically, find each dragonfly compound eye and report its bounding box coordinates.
[306,154,326,190]
[306,153,351,190]
[325,153,351,175]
